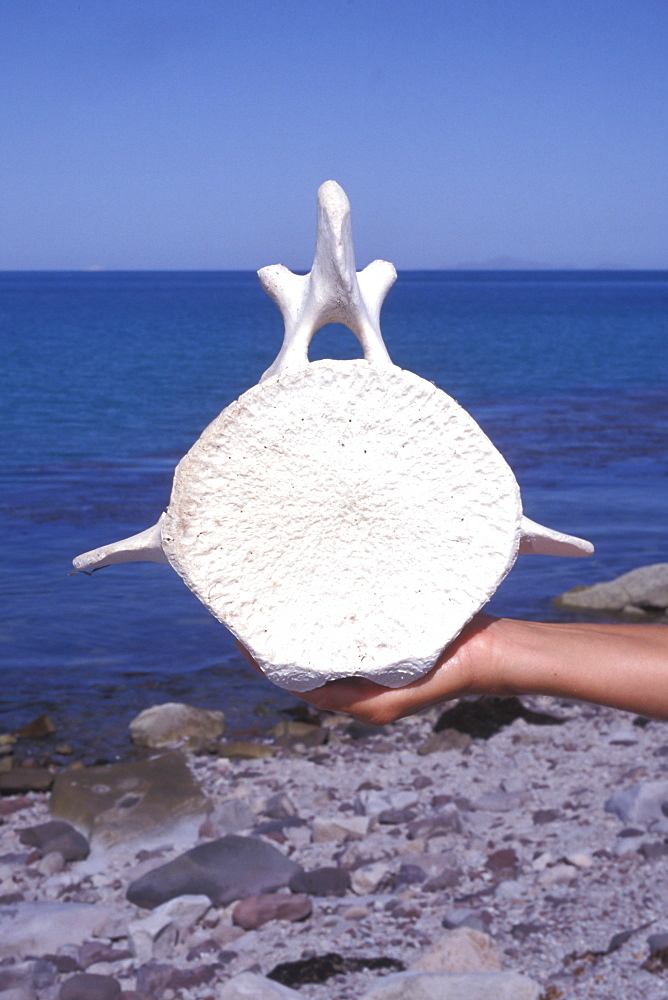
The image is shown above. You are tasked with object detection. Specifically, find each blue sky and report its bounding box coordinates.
[1,0,667,269]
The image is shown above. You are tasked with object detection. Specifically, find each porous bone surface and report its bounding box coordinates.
[162,359,521,690]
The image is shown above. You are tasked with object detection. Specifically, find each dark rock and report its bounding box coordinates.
[41,955,82,974]
[267,952,404,987]
[413,776,433,790]
[422,866,462,891]
[134,963,172,998]
[20,821,89,862]
[434,696,565,740]
[289,867,350,896]
[127,834,302,908]
[378,808,416,825]
[168,965,221,990]
[533,809,561,825]
[639,841,668,861]
[78,942,133,970]
[392,863,427,888]
[346,721,387,740]
[418,729,472,754]
[232,892,312,930]
[407,806,463,840]
[15,715,56,739]
[511,921,545,940]
[486,848,519,876]
[441,908,492,933]
[60,973,121,1000]
[0,768,54,794]
[253,816,306,836]
[648,932,668,954]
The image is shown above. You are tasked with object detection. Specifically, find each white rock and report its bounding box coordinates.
[129,702,225,750]
[355,787,418,816]
[409,927,502,974]
[127,893,211,964]
[351,861,391,894]
[73,181,593,692]
[360,970,541,1000]
[0,902,124,960]
[218,972,302,999]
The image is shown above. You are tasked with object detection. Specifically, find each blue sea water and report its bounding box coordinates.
[1,271,667,758]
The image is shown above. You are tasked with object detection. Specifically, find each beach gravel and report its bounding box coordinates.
[2,694,668,997]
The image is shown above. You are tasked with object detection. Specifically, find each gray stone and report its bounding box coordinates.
[59,974,121,1000]
[407,807,463,840]
[218,972,302,999]
[232,892,311,930]
[555,563,668,612]
[0,902,124,961]
[288,866,350,896]
[50,752,210,856]
[418,729,472,755]
[126,834,302,908]
[360,970,541,1000]
[475,790,528,812]
[605,780,668,831]
[129,702,225,751]
[19,820,90,862]
[127,894,210,963]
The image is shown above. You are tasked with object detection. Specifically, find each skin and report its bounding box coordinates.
[242,614,668,725]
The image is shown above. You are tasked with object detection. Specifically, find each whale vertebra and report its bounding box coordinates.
[74,181,593,691]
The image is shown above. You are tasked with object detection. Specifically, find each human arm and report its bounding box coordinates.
[291,614,668,725]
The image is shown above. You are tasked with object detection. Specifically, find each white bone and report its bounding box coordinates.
[519,516,594,557]
[259,180,395,380]
[72,517,168,571]
[73,181,593,691]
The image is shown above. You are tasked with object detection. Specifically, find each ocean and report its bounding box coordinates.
[1,270,667,760]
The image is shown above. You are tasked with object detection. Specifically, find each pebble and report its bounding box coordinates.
[0,695,666,999]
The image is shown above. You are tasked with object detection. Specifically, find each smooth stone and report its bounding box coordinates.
[311,815,369,842]
[0,769,54,794]
[232,892,312,930]
[19,820,90,862]
[218,972,302,999]
[15,715,56,739]
[59,973,121,1000]
[360,970,541,1000]
[0,902,124,961]
[289,866,350,896]
[475,790,528,812]
[555,563,668,612]
[410,928,502,974]
[126,834,302,908]
[418,729,472,755]
[50,751,210,857]
[422,867,462,891]
[605,780,668,831]
[129,702,225,752]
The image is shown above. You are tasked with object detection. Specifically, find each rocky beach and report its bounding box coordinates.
[3,671,668,1000]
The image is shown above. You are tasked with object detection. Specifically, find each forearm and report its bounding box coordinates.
[477,617,668,720]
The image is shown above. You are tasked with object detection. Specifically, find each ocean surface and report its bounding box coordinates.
[1,270,667,759]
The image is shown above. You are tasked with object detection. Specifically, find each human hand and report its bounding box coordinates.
[237,612,499,726]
